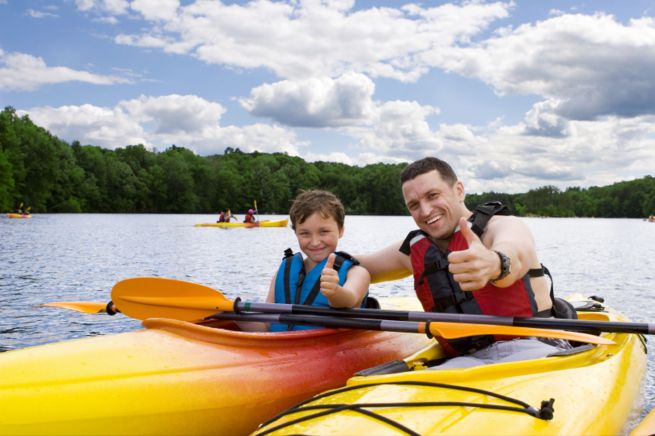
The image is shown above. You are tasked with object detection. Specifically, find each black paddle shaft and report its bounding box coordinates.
[237,301,655,335]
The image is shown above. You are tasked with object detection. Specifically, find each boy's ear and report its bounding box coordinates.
[338,226,344,238]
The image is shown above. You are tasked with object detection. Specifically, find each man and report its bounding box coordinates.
[358,157,571,367]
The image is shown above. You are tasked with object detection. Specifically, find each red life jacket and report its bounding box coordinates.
[402,202,540,356]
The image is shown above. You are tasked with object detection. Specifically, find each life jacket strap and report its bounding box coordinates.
[469,201,510,237]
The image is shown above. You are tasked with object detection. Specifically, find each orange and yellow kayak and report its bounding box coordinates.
[0,301,430,435]
[195,219,288,228]
[6,213,31,219]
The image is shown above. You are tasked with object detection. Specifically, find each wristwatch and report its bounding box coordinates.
[491,250,511,283]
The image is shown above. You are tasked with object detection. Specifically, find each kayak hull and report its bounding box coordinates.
[194,219,288,228]
[0,301,430,435]
[255,300,648,435]
[6,213,31,218]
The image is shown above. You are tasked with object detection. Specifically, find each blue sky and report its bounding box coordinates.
[1,0,655,194]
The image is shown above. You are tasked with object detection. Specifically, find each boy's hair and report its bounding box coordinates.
[400,157,458,186]
[289,190,345,230]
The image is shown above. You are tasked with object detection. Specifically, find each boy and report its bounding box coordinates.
[266,190,370,331]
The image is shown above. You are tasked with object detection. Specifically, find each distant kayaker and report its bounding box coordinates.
[217,209,235,223]
[357,157,576,368]
[243,208,257,223]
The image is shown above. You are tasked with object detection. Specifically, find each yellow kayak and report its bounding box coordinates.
[195,219,288,228]
[255,298,648,435]
[6,213,31,218]
[0,299,430,436]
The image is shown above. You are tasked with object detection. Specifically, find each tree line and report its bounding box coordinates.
[1,106,654,217]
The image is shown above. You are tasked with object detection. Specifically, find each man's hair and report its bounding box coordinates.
[289,190,345,230]
[400,157,458,185]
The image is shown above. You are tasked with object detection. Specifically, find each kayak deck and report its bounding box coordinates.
[0,298,430,435]
[255,302,648,435]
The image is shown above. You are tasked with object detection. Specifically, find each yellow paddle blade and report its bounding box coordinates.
[426,322,614,345]
[111,277,233,321]
[42,301,108,314]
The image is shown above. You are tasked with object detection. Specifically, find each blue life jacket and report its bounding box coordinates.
[269,249,365,332]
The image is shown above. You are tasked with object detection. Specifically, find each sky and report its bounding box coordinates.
[1,0,655,194]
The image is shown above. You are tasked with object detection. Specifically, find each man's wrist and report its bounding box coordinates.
[490,250,511,283]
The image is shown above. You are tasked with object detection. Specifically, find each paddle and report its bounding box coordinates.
[42,301,118,314]
[42,298,610,344]
[110,277,613,344]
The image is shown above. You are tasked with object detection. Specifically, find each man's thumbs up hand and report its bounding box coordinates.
[447,217,500,291]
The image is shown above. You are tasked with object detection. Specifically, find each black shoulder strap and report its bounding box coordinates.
[333,251,360,269]
[468,201,510,237]
[282,248,295,304]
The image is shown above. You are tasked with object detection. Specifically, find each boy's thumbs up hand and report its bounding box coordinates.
[320,253,339,298]
[447,217,500,291]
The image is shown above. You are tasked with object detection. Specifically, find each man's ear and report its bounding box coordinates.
[454,180,465,201]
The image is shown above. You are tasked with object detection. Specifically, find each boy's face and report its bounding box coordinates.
[295,211,344,266]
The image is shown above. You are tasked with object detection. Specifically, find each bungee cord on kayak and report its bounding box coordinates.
[255,381,556,436]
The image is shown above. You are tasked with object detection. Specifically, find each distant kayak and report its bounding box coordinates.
[195,219,288,228]
[6,213,31,219]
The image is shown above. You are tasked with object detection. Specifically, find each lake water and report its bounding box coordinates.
[1,214,653,430]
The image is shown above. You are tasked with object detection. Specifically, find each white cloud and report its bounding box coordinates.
[453,115,655,193]
[130,0,179,21]
[27,8,59,19]
[440,13,655,120]
[20,95,304,156]
[75,0,129,15]
[118,94,226,134]
[240,72,375,127]
[107,0,511,81]
[349,100,441,160]
[0,50,131,91]
[24,104,148,149]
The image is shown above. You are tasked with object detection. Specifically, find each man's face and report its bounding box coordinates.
[401,170,464,242]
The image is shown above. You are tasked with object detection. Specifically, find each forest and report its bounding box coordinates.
[1,106,654,218]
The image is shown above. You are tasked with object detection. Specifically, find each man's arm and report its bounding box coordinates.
[356,241,413,283]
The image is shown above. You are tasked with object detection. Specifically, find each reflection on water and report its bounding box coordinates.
[1,214,653,423]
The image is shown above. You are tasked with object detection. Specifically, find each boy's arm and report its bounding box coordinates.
[320,255,370,308]
[265,272,277,303]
